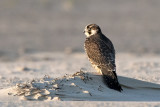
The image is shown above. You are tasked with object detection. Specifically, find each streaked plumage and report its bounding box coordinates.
[84,24,122,92]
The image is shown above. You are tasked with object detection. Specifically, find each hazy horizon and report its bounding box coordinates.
[0,0,160,60]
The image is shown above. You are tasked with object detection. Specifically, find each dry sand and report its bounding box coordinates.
[1,0,160,106]
[0,52,160,106]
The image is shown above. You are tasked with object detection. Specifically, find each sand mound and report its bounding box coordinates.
[6,69,160,101]
[10,71,103,101]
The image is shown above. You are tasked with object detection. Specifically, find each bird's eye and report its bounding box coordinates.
[92,27,96,30]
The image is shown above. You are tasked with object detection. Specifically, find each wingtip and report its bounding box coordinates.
[102,74,123,92]
[110,83,123,92]
[116,85,123,92]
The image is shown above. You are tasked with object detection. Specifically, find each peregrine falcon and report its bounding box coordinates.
[83,24,122,92]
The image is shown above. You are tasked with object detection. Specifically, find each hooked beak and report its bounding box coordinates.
[83,30,85,33]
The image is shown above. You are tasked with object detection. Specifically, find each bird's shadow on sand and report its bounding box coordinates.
[13,71,160,101]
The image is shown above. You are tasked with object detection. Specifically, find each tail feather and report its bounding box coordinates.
[102,71,123,92]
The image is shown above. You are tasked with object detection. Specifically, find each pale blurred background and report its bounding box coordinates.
[0,0,160,60]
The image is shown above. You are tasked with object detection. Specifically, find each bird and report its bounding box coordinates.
[83,24,122,92]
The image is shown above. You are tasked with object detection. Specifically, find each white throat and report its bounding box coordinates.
[85,32,91,37]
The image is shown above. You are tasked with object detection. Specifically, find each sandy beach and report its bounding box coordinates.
[0,52,160,106]
[0,0,160,106]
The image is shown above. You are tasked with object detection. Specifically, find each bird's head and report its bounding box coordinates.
[83,24,101,37]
